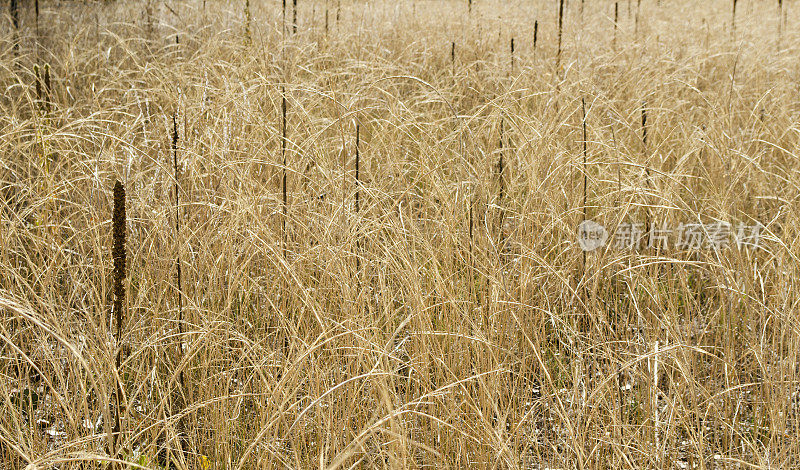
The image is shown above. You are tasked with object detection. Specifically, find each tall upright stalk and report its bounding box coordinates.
[354,123,361,275]
[613,2,619,50]
[498,118,504,204]
[112,179,126,373]
[35,0,40,55]
[641,101,650,241]
[111,179,126,463]
[510,37,515,74]
[451,41,456,74]
[635,0,642,36]
[355,124,360,215]
[293,0,298,34]
[556,0,565,77]
[282,0,289,261]
[43,64,51,114]
[172,114,183,342]
[245,0,252,44]
[34,65,42,110]
[579,98,590,339]
[282,89,288,261]
[170,112,189,436]
[497,118,506,253]
[581,98,588,268]
[10,0,19,54]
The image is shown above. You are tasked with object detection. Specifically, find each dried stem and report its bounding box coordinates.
[111,179,126,462]
[282,89,288,260]
[556,0,565,77]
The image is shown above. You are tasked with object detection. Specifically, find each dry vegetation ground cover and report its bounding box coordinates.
[2,0,800,468]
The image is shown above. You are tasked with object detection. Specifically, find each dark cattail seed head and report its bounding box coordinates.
[112,180,126,339]
[44,64,51,112]
[34,65,42,106]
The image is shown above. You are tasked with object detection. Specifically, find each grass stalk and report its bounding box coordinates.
[43,64,51,114]
[556,0,565,77]
[451,41,455,74]
[355,124,359,214]
[497,117,506,254]
[34,65,42,111]
[35,0,40,57]
[510,37,515,74]
[10,0,19,54]
[172,113,183,342]
[581,98,587,263]
[355,123,360,275]
[245,0,252,45]
[171,111,189,463]
[613,2,618,50]
[293,0,298,34]
[282,88,288,261]
[578,98,589,336]
[111,179,126,463]
[641,101,650,242]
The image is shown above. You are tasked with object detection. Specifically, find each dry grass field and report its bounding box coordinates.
[2,0,800,468]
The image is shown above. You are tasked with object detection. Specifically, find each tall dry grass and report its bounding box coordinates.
[1,0,800,468]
